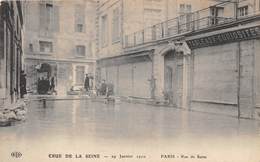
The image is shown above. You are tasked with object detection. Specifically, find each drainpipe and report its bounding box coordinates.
[237,41,241,119]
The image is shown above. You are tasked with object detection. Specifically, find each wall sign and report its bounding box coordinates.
[186,26,260,49]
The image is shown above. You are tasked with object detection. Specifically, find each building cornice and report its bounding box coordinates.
[25,56,96,64]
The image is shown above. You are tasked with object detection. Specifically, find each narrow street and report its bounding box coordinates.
[1,99,260,162]
[1,1,260,162]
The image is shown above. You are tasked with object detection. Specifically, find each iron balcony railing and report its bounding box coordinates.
[124,1,260,48]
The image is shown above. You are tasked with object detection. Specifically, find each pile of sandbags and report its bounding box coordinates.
[0,101,27,126]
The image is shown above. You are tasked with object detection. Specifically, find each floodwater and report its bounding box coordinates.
[0,99,260,162]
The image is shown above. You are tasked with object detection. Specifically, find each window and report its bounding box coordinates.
[39,2,59,32]
[39,3,53,31]
[101,15,108,47]
[76,45,85,57]
[210,7,224,25]
[46,3,53,27]
[179,3,192,13]
[39,41,53,53]
[75,5,85,32]
[239,6,248,17]
[112,8,120,42]
[76,24,84,32]
[75,66,85,85]
[29,43,33,52]
[186,4,192,12]
[178,3,192,30]
[179,4,185,13]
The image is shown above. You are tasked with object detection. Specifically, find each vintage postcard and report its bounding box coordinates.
[0,0,260,162]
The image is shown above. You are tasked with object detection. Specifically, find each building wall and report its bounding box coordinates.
[97,0,208,59]
[255,40,260,108]
[239,40,255,118]
[0,12,5,98]
[24,0,96,95]
[190,38,258,118]
[96,0,209,99]
[255,39,260,119]
[0,1,24,107]
[98,58,152,98]
[133,61,152,98]
[96,0,260,119]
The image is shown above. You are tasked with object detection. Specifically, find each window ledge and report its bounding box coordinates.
[38,52,53,55]
[74,55,86,58]
[112,39,120,44]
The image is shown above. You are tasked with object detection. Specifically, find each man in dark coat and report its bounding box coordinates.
[50,76,55,91]
[84,74,90,92]
[100,80,107,96]
[106,82,114,97]
[20,70,27,98]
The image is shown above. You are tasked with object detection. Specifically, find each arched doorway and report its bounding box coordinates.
[36,63,54,94]
[37,63,51,77]
[164,50,183,107]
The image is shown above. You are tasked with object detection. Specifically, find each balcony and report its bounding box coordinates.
[124,1,260,48]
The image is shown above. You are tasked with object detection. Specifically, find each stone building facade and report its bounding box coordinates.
[97,0,260,119]
[24,0,96,95]
[96,0,209,97]
[96,0,209,59]
[0,1,24,108]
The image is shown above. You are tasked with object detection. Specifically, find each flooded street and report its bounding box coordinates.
[1,99,260,162]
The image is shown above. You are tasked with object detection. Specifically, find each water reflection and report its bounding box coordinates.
[0,99,260,162]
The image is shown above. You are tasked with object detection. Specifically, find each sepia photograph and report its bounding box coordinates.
[0,0,260,161]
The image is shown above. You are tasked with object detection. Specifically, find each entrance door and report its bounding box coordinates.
[164,51,183,107]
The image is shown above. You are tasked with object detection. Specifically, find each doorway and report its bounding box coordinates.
[164,51,183,107]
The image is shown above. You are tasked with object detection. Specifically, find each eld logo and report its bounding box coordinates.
[11,152,22,158]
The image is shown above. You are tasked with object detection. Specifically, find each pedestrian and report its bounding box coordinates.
[50,76,56,94]
[20,70,27,98]
[37,78,40,94]
[106,82,114,98]
[100,80,107,96]
[50,76,54,90]
[84,74,90,92]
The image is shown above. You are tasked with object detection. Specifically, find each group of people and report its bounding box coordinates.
[84,74,114,98]
[37,76,56,95]
[20,71,114,98]
[96,80,114,97]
